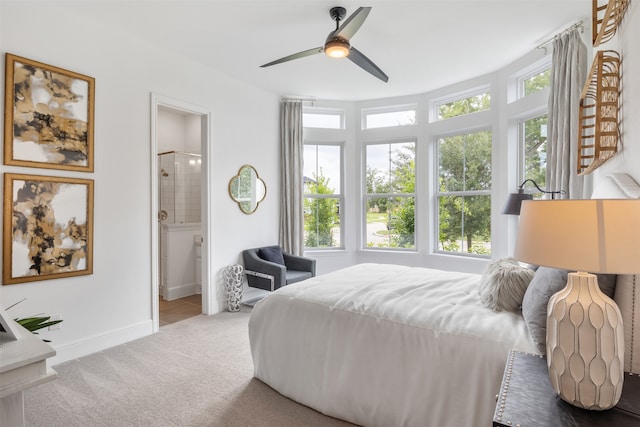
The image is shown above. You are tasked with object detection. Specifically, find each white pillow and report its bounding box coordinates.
[614,274,640,374]
[479,258,535,312]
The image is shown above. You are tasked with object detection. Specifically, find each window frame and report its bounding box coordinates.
[434,127,493,258]
[361,104,418,130]
[363,139,417,251]
[431,86,491,122]
[507,54,552,103]
[303,141,345,250]
[518,112,549,197]
[302,107,345,130]
[517,65,551,100]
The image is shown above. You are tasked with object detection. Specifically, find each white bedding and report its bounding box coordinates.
[249,263,538,427]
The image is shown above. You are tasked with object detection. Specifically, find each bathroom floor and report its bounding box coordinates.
[159,294,202,327]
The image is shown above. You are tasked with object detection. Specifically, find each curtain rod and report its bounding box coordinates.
[536,20,584,53]
[281,97,316,105]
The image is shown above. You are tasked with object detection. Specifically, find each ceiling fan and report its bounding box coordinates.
[260,6,389,83]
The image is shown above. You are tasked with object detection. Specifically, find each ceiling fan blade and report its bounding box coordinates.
[335,7,371,41]
[260,47,323,67]
[348,47,389,82]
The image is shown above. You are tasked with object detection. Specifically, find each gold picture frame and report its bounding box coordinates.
[3,173,94,285]
[4,53,95,172]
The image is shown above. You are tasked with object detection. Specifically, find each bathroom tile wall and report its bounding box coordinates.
[159,152,201,224]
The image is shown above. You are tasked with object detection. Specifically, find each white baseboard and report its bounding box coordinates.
[48,320,153,366]
[163,283,199,301]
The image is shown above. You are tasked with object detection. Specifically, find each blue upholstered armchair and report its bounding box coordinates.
[242,245,316,291]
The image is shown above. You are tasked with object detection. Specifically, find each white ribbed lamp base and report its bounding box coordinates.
[546,272,625,410]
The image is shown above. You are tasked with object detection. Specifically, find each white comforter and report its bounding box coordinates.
[249,263,538,427]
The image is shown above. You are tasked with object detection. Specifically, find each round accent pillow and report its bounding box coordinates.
[479,258,535,312]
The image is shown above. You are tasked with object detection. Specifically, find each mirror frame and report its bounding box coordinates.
[228,164,266,214]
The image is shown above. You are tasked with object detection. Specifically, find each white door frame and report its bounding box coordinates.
[150,93,214,332]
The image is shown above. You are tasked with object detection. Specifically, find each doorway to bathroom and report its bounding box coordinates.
[151,94,213,332]
[158,150,202,326]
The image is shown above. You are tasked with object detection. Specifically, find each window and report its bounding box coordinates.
[435,91,490,120]
[520,68,550,98]
[437,130,492,256]
[362,106,416,129]
[520,114,548,195]
[303,109,344,129]
[303,144,342,249]
[365,141,415,249]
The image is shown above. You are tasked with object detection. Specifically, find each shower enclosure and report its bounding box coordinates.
[159,151,201,224]
[158,151,202,301]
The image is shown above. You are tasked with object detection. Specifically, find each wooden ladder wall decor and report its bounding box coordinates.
[577,50,620,176]
[577,0,629,175]
[592,0,629,46]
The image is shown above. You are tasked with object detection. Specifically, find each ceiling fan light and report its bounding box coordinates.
[325,39,350,58]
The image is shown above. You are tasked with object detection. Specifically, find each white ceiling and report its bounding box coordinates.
[78,0,590,101]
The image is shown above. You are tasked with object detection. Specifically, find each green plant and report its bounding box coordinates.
[6,299,63,342]
[304,171,339,248]
[14,317,63,342]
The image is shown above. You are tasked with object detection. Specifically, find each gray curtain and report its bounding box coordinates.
[279,100,305,255]
[546,29,588,199]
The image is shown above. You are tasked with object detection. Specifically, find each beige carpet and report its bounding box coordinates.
[24,308,357,427]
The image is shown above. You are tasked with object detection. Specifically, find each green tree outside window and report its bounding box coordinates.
[304,172,339,248]
[438,130,492,255]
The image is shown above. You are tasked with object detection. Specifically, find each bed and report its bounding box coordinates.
[249,263,538,426]
[248,173,640,427]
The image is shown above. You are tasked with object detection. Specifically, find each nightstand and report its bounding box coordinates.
[493,350,640,427]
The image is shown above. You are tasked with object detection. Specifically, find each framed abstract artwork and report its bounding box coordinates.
[3,53,95,172]
[3,173,94,285]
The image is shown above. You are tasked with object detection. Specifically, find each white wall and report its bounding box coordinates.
[157,109,202,154]
[185,115,203,154]
[158,109,188,153]
[0,2,280,365]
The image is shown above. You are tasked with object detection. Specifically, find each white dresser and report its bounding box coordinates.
[1,323,57,426]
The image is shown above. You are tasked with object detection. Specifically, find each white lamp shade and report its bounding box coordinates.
[515,199,640,274]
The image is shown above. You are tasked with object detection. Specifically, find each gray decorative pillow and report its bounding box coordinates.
[596,273,617,299]
[258,246,285,266]
[522,267,617,354]
[479,258,535,312]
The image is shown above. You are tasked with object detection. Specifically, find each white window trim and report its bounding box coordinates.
[303,107,346,130]
[361,104,418,130]
[517,65,551,100]
[507,54,551,103]
[517,112,548,189]
[303,141,345,250]
[362,139,416,251]
[430,85,491,123]
[434,128,492,258]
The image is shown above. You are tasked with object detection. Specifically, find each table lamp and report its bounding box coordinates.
[514,199,640,410]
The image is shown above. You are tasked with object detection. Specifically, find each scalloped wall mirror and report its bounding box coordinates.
[228,165,266,214]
